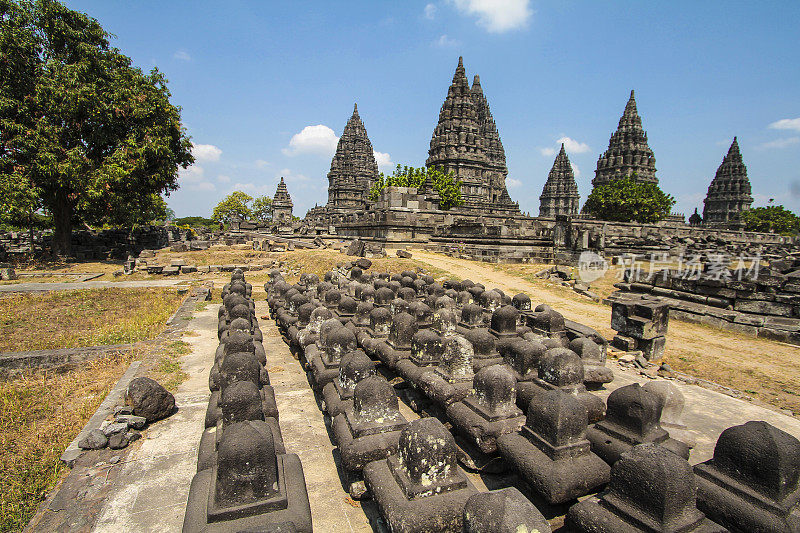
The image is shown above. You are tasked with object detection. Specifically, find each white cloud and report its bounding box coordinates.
[571,162,581,178]
[179,165,204,182]
[541,136,590,157]
[373,150,393,170]
[768,118,800,132]
[173,50,191,61]
[506,177,522,188]
[179,165,216,191]
[449,0,532,33]
[255,159,270,169]
[230,182,272,196]
[434,34,460,47]
[424,3,437,19]
[540,147,557,157]
[192,143,222,162]
[282,125,339,156]
[758,137,800,150]
[192,181,216,192]
[278,168,311,183]
[558,136,590,154]
[217,174,231,183]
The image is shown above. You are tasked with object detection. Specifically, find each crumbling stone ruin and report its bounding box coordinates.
[262,262,800,532]
[610,256,800,345]
[184,269,312,532]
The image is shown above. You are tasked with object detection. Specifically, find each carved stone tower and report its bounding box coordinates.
[539,144,580,217]
[272,176,293,224]
[593,90,657,188]
[426,57,518,214]
[326,103,379,211]
[702,137,753,226]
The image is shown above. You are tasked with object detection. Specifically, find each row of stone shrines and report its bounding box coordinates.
[266,261,800,533]
[309,57,753,226]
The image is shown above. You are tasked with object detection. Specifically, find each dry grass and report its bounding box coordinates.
[0,350,135,532]
[0,288,184,352]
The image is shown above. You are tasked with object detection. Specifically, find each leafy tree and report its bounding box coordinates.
[173,215,215,228]
[212,191,253,223]
[0,0,194,255]
[164,207,176,221]
[740,205,799,235]
[582,175,675,223]
[369,165,463,210]
[251,196,272,223]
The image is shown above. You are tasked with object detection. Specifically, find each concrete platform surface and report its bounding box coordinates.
[91,306,216,532]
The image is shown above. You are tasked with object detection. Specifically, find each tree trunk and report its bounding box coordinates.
[52,194,73,257]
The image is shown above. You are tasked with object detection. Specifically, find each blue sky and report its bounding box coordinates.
[64,0,800,219]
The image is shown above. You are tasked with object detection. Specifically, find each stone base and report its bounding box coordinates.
[197,418,285,473]
[182,454,312,533]
[446,401,525,455]
[331,413,404,473]
[363,458,477,533]
[496,433,609,504]
[566,494,725,533]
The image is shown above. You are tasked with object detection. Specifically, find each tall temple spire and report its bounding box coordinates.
[325,104,378,211]
[592,89,657,188]
[426,57,518,214]
[702,137,753,226]
[539,144,580,217]
[272,176,293,224]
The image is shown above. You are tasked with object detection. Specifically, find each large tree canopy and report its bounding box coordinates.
[0,0,193,254]
[212,191,253,224]
[740,205,799,235]
[582,175,675,223]
[369,165,463,210]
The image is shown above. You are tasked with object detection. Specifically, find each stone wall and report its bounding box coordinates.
[0,226,191,260]
[607,261,800,345]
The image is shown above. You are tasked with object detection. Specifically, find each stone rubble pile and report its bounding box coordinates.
[78,376,175,452]
[263,261,800,532]
[608,259,800,345]
[183,269,312,532]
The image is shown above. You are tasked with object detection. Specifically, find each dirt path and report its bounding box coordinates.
[411,250,800,415]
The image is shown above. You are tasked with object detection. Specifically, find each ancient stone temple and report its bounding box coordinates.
[326,103,379,211]
[272,176,293,224]
[702,137,753,227]
[592,90,658,187]
[426,57,518,214]
[539,143,580,217]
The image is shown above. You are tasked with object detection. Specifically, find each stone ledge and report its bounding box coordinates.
[0,344,134,375]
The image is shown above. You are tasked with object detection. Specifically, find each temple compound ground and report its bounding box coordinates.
[5,246,798,532]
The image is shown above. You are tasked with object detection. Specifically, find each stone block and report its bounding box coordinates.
[497,389,610,504]
[447,365,525,454]
[587,383,689,466]
[567,444,724,532]
[734,299,793,317]
[181,265,198,274]
[462,488,551,533]
[639,335,666,361]
[694,421,800,533]
[183,422,312,532]
[612,334,638,351]
[331,376,407,479]
[363,418,477,532]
